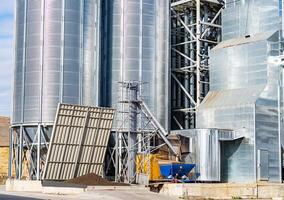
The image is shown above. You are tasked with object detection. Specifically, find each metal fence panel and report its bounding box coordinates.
[43,103,115,180]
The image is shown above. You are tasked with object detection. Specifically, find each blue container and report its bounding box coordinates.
[159,163,195,178]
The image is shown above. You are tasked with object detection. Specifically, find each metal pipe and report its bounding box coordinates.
[95,0,101,105]
[189,9,195,128]
[171,9,197,40]
[203,6,209,96]
[128,83,138,183]
[196,0,201,106]
[184,13,190,129]
[39,0,45,124]
[114,131,119,182]
[79,0,84,104]
[177,19,182,110]
[59,0,66,103]
[278,65,283,182]
[20,0,28,126]
[172,73,197,106]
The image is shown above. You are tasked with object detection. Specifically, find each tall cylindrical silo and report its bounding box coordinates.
[13,0,100,125]
[155,0,170,131]
[12,0,100,179]
[104,0,170,130]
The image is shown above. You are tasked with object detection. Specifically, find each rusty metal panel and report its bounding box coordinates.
[43,103,115,180]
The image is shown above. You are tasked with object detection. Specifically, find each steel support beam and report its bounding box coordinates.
[171,0,223,129]
[8,129,13,178]
[114,81,178,184]
[172,73,196,106]
[36,125,41,180]
[11,124,51,180]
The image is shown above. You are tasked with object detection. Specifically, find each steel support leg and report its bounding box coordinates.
[18,126,23,179]
[36,124,41,180]
[8,128,13,178]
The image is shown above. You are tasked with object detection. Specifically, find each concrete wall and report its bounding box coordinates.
[160,183,284,199]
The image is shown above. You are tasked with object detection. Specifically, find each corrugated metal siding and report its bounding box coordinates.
[198,86,263,109]
[222,0,280,41]
[254,62,281,182]
[13,0,100,125]
[197,31,283,182]
[255,103,280,182]
[43,104,115,180]
[220,139,255,182]
[210,36,268,91]
[103,0,170,130]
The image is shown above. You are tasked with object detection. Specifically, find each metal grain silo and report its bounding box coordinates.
[11,0,101,179]
[104,0,170,130]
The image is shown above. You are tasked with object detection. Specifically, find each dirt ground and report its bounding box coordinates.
[65,173,129,186]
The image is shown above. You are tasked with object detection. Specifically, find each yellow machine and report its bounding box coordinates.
[136,154,181,181]
[136,154,162,181]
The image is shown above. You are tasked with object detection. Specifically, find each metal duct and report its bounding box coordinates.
[172,128,242,182]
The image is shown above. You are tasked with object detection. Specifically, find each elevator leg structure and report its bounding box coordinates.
[109,81,177,184]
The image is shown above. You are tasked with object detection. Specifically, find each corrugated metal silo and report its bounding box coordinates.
[104,0,170,130]
[13,0,100,125]
[12,0,101,179]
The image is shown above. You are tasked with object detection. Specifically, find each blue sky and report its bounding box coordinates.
[0,1,14,117]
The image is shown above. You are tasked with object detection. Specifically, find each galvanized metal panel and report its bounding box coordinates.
[155,0,170,131]
[197,31,283,183]
[222,0,281,41]
[257,149,269,181]
[254,56,282,182]
[220,139,255,182]
[13,0,101,125]
[172,128,242,182]
[104,0,170,130]
[198,87,264,109]
[13,0,26,124]
[210,32,269,91]
[43,104,115,180]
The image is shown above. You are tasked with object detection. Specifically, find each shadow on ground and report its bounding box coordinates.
[0,194,43,200]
